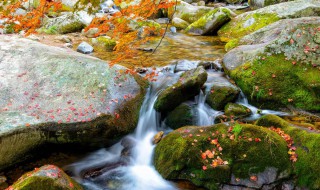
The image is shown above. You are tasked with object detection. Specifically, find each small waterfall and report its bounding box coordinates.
[67,70,179,190]
[195,91,222,126]
[237,91,289,120]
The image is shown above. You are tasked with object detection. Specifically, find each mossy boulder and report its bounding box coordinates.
[154,123,292,189]
[154,67,207,113]
[205,73,240,110]
[0,35,147,170]
[165,103,194,129]
[93,36,117,51]
[10,165,82,190]
[40,12,87,34]
[218,0,320,43]
[256,115,320,189]
[223,17,320,111]
[172,18,190,30]
[169,0,215,24]
[224,103,252,118]
[186,7,232,35]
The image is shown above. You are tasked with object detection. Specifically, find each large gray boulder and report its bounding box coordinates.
[223,17,320,111]
[0,35,147,170]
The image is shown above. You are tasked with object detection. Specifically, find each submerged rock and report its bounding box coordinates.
[154,123,292,189]
[10,165,83,190]
[154,67,207,113]
[77,41,94,54]
[0,35,146,170]
[186,7,233,35]
[223,17,320,111]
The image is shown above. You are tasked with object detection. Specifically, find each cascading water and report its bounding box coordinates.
[236,91,289,120]
[67,62,290,190]
[67,69,180,190]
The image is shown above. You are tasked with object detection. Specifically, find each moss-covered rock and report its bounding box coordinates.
[172,18,190,30]
[224,103,252,117]
[10,165,83,190]
[40,12,86,34]
[165,103,194,129]
[256,115,320,189]
[223,17,320,111]
[94,36,117,51]
[186,7,232,35]
[154,123,292,189]
[154,67,207,113]
[205,78,240,110]
[169,0,214,24]
[218,0,320,43]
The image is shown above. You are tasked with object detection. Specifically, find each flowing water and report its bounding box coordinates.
[67,64,291,190]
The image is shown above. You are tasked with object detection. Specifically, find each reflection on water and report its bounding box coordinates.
[93,32,226,69]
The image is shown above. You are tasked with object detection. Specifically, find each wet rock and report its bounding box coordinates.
[77,41,94,54]
[64,43,73,48]
[153,131,164,144]
[218,0,320,43]
[223,17,320,111]
[93,36,116,51]
[10,165,83,190]
[174,60,199,72]
[186,7,233,35]
[224,103,251,118]
[135,67,148,73]
[172,17,190,30]
[165,103,194,129]
[154,123,292,189]
[154,67,207,113]
[205,72,240,110]
[0,35,146,170]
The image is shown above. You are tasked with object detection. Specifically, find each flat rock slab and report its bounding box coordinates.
[0,35,145,170]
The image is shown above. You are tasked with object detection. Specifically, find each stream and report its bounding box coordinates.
[66,66,288,190]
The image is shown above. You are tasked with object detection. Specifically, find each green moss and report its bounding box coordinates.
[185,8,231,35]
[96,36,117,51]
[229,54,320,111]
[165,103,194,130]
[180,9,211,24]
[256,115,320,189]
[37,25,58,34]
[224,103,251,117]
[58,21,85,34]
[218,13,280,42]
[224,38,239,51]
[154,123,292,189]
[205,85,239,110]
